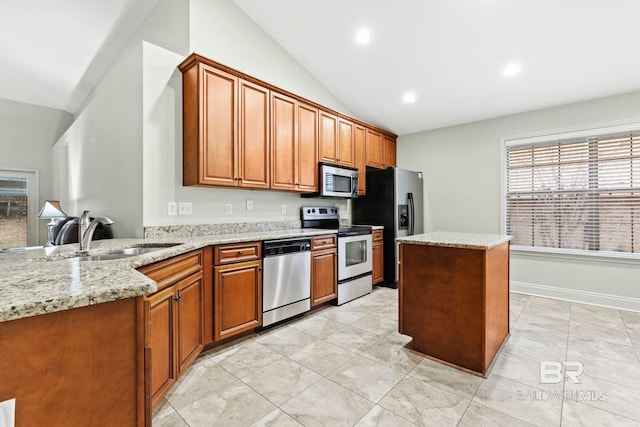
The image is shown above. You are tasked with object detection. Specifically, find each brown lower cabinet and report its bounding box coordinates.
[213,260,262,340]
[372,229,384,285]
[311,234,337,306]
[213,242,263,341]
[139,249,205,409]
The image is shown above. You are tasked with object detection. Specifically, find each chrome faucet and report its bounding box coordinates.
[77,210,114,253]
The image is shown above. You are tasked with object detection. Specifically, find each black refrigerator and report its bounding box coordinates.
[352,167,424,287]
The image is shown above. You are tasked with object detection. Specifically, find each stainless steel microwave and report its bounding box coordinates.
[319,163,359,198]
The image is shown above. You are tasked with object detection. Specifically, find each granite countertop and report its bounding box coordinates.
[0,228,335,323]
[396,231,511,250]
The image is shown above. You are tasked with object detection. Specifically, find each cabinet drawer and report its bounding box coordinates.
[214,242,261,265]
[138,250,203,290]
[372,230,383,242]
[311,234,337,250]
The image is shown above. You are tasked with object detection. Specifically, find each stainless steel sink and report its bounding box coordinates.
[76,243,182,261]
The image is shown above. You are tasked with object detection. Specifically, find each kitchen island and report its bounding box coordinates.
[397,231,511,377]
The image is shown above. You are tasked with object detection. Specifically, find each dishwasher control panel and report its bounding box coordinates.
[263,238,311,256]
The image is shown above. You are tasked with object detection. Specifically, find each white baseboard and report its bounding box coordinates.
[510,281,640,313]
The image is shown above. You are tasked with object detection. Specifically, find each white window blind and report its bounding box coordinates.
[506,131,640,254]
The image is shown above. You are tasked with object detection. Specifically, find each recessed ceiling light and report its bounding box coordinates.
[355,29,371,44]
[403,92,416,103]
[503,63,521,77]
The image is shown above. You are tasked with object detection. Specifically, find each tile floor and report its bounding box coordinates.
[152,287,640,426]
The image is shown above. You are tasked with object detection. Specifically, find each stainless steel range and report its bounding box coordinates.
[301,206,373,305]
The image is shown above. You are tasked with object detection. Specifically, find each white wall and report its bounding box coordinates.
[398,90,640,310]
[0,99,73,243]
[55,0,351,237]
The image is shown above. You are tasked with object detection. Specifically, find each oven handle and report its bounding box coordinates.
[408,192,415,235]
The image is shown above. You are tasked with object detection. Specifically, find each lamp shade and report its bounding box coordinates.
[37,200,68,219]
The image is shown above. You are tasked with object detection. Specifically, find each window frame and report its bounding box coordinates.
[500,121,640,264]
[0,169,40,247]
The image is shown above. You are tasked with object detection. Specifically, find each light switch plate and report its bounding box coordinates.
[246,199,253,211]
[167,202,177,216]
[281,204,287,214]
[225,204,232,215]
[0,398,15,427]
[178,202,192,215]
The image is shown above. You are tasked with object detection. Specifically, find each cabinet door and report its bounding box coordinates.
[365,128,384,168]
[372,242,384,285]
[148,286,177,408]
[319,111,338,164]
[383,135,396,168]
[354,124,366,195]
[176,272,204,375]
[271,92,297,191]
[338,119,355,167]
[297,102,318,191]
[214,260,262,341]
[238,79,270,188]
[199,64,238,186]
[311,249,337,306]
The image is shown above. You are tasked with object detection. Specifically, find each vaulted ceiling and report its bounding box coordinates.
[2,0,640,136]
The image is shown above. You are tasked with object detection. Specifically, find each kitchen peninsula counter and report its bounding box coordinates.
[0,227,335,323]
[397,231,511,377]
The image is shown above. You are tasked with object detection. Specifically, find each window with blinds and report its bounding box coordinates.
[505,130,640,254]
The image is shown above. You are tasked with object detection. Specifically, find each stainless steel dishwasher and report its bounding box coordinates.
[262,237,312,327]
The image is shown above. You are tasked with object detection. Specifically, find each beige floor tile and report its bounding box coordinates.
[281,378,374,427]
[354,405,417,427]
[238,358,322,406]
[561,400,639,426]
[350,312,398,337]
[358,337,424,374]
[290,313,348,338]
[502,329,568,361]
[490,351,563,392]
[473,374,562,427]
[152,409,189,427]
[378,376,470,426]
[323,324,382,352]
[568,335,638,366]
[564,374,640,421]
[166,363,236,411]
[384,330,412,346]
[213,340,286,379]
[327,356,405,402]
[322,306,371,324]
[408,357,484,399]
[288,340,356,375]
[458,401,535,427]
[254,325,318,357]
[250,409,303,427]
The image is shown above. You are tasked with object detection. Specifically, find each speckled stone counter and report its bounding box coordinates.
[0,228,335,323]
[396,231,511,249]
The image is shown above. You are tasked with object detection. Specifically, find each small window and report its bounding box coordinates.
[505,128,640,254]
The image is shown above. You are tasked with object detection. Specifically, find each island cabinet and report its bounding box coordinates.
[398,233,511,377]
[181,61,270,189]
[138,249,207,409]
[271,91,318,192]
[213,242,262,341]
[372,229,384,285]
[310,234,338,306]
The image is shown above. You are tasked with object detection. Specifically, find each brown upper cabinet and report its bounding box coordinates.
[181,62,270,189]
[179,54,396,192]
[354,124,366,195]
[271,92,319,192]
[383,135,397,169]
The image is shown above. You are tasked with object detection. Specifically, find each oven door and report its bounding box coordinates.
[338,234,373,281]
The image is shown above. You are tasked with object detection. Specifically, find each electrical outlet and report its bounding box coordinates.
[246,199,253,211]
[178,202,192,215]
[281,204,287,215]
[225,204,232,215]
[0,398,15,427]
[167,202,177,216]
